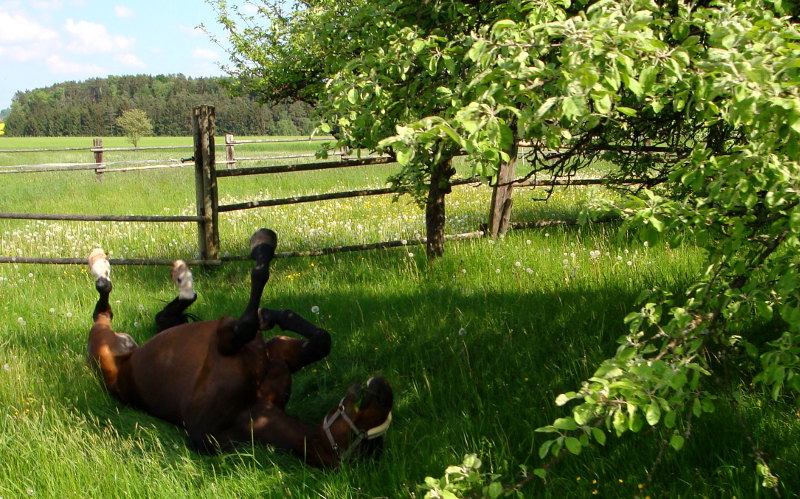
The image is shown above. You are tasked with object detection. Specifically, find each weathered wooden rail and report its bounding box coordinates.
[0,105,643,266]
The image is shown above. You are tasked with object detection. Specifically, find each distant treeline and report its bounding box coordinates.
[3,74,315,137]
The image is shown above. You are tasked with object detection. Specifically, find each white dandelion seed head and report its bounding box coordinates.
[544,233,550,237]
[562,259,569,265]
[495,268,501,274]
[526,268,534,274]
[515,261,522,267]
[49,308,55,313]
[133,321,140,328]
[2,363,9,371]
[66,312,73,318]
[526,240,532,245]
[311,305,320,314]
[458,328,466,336]
[627,261,633,266]
[643,241,650,247]
[408,252,414,258]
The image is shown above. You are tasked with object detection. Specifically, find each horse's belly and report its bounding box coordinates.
[128,321,219,424]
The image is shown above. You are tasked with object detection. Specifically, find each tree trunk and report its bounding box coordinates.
[425,156,455,258]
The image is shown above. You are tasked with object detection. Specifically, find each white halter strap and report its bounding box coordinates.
[322,398,392,462]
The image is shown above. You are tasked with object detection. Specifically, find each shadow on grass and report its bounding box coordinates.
[3,222,798,497]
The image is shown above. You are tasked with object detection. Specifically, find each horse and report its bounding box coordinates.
[86,228,393,467]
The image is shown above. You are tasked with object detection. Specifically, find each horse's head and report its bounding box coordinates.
[323,376,393,463]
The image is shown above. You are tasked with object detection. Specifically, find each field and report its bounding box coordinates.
[1,137,798,498]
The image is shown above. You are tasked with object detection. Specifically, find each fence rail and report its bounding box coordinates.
[0,105,642,266]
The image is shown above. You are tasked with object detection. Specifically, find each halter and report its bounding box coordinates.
[322,397,392,462]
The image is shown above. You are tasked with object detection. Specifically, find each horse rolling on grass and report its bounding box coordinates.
[86,228,393,467]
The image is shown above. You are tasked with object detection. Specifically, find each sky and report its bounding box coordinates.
[0,0,247,111]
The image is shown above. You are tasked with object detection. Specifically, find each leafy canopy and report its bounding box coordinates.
[213,0,800,492]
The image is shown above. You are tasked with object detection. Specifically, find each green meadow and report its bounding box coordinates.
[0,137,797,497]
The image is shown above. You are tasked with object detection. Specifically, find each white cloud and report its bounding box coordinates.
[0,11,58,43]
[114,5,135,19]
[116,52,145,69]
[63,18,135,54]
[242,4,259,15]
[192,47,218,61]
[30,0,64,10]
[178,24,204,37]
[45,54,105,76]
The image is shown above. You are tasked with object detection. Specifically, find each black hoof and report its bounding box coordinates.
[249,229,278,262]
[95,277,112,294]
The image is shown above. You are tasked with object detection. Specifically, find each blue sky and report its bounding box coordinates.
[0,0,244,111]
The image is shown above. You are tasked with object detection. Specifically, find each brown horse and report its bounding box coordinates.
[86,228,393,467]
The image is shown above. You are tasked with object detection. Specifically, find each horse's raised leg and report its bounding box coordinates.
[86,249,137,397]
[216,228,278,355]
[259,308,331,373]
[154,260,198,332]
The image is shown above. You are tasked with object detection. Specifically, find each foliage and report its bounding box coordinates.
[3,74,314,137]
[417,454,517,499]
[115,109,153,148]
[374,0,800,494]
[211,0,538,256]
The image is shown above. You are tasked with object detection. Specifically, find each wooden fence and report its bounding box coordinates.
[0,105,631,266]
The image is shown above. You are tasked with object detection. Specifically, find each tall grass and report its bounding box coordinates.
[0,138,798,497]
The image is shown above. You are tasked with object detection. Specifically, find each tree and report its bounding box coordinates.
[216,0,800,494]
[115,108,153,147]
[210,0,525,257]
[378,0,800,494]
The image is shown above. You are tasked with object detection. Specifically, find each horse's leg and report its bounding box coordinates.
[227,376,393,467]
[154,260,198,332]
[86,249,137,395]
[259,308,331,373]
[216,228,278,355]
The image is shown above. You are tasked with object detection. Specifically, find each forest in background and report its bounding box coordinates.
[1,74,315,137]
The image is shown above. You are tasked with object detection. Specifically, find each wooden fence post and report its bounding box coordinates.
[92,138,105,180]
[225,133,236,169]
[193,105,220,261]
[487,141,518,238]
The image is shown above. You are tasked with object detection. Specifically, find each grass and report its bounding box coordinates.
[1,137,798,498]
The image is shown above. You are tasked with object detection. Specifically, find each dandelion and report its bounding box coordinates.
[627,261,633,266]
[401,239,408,245]
[17,317,26,326]
[544,232,550,237]
[576,477,581,481]
[458,328,466,336]
[526,240,532,245]
[27,273,33,278]
[408,252,414,258]
[461,269,467,274]
[643,241,650,247]
[311,305,320,315]
[133,322,140,328]
[592,490,598,495]
[638,484,644,489]
[616,255,623,261]
[49,308,55,313]
[589,250,601,260]
[3,364,9,371]
[514,261,521,267]
[495,268,501,274]
[66,312,73,318]
[138,304,145,311]
[562,259,569,266]
[526,268,533,274]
